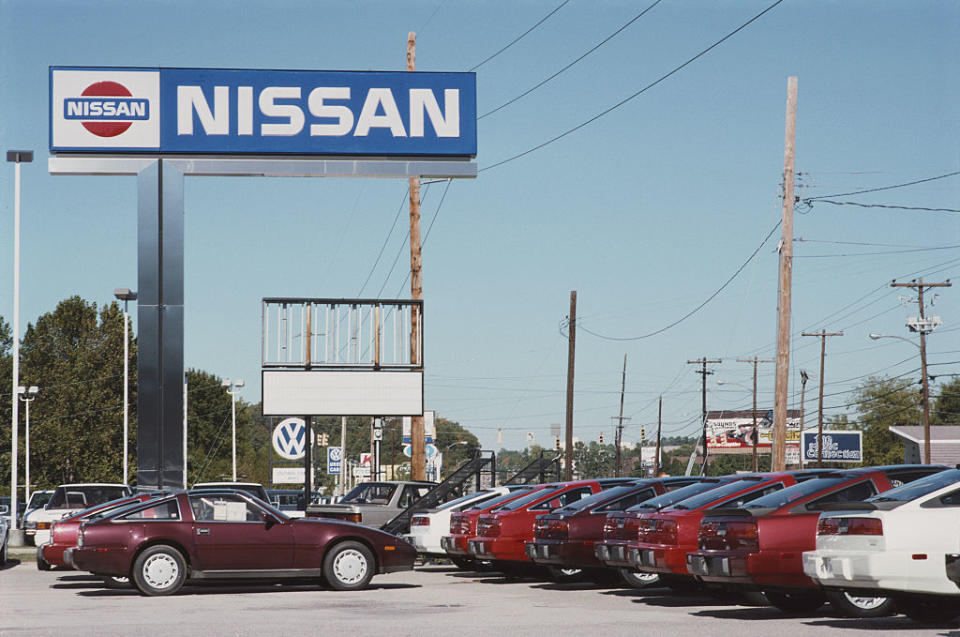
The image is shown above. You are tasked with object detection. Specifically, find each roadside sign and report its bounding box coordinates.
[272,467,305,484]
[327,446,342,475]
[272,417,306,460]
[802,430,863,463]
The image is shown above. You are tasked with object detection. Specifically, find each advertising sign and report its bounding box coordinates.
[706,409,802,451]
[802,431,863,463]
[51,67,477,156]
[272,467,305,484]
[272,417,306,460]
[327,446,342,475]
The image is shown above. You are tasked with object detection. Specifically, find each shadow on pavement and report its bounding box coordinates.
[692,607,830,621]
[805,617,960,631]
[0,558,22,570]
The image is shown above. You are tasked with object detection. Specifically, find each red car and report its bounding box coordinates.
[628,471,829,590]
[469,479,635,575]
[441,485,541,568]
[594,476,741,587]
[40,492,164,574]
[524,477,701,585]
[687,464,946,615]
[70,489,416,595]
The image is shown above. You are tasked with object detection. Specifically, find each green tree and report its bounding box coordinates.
[851,376,921,466]
[0,317,12,496]
[933,378,960,427]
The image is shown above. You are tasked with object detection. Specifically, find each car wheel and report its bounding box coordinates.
[102,575,131,589]
[449,556,475,571]
[323,541,375,591]
[824,590,894,618]
[619,568,660,588]
[546,566,583,582]
[132,545,187,596]
[1,540,7,565]
[763,590,827,614]
[36,554,52,571]
[897,598,960,625]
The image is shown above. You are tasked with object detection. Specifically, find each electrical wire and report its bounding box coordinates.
[804,170,960,201]
[469,0,572,72]
[808,200,960,215]
[480,0,788,173]
[357,188,410,296]
[579,220,781,341]
[478,0,663,119]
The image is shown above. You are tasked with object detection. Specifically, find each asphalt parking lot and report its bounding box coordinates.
[1,557,957,637]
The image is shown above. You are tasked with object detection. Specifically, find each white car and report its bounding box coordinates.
[21,490,54,546]
[0,504,9,565]
[31,483,132,547]
[803,468,960,623]
[405,487,528,558]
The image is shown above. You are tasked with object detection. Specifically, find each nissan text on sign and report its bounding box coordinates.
[50,67,477,156]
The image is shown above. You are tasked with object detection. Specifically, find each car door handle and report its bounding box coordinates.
[197,528,210,535]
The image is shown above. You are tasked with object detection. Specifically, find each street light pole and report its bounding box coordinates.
[7,149,33,533]
[18,386,38,506]
[114,289,137,484]
[223,379,245,481]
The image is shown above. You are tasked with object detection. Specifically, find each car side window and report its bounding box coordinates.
[940,489,960,506]
[725,484,784,509]
[594,489,656,513]
[400,486,428,509]
[531,487,593,511]
[121,499,180,521]
[190,494,262,522]
[805,480,877,511]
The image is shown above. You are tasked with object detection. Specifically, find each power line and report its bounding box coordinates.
[392,179,454,297]
[804,170,960,201]
[795,244,960,258]
[357,188,410,296]
[478,0,663,119]
[481,0,788,173]
[807,200,960,215]
[579,220,781,341]
[469,0,572,72]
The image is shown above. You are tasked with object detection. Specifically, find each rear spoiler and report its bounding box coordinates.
[703,507,753,518]
[818,501,878,512]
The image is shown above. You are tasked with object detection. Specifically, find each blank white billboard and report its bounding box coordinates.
[262,370,423,416]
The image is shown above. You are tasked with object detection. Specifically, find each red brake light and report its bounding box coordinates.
[477,517,501,538]
[818,517,882,536]
[535,517,568,539]
[724,521,759,551]
[411,516,430,527]
[638,518,678,544]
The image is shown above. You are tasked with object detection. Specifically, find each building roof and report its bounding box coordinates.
[890,426,960,467]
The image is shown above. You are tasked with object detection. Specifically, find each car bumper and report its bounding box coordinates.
[71,546,130,577]
[33,529,51,546]
[594,542,634,568]
[441,535,470,556]
[803,549,960,596]
[687,550,814,589]
[468,537,528,562]
[629,544,690,575]
[525,539,600,568]
[41,542,70,568]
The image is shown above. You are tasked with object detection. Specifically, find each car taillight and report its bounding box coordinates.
[37,521,51,530]
[535,518,568,539]
[477,517,501,538]
[723,521,759,551]
[602,518,618,536]
[411,516,430,527]
[818,517,883,536]
[449,514,463,534]
[638,518,678,544]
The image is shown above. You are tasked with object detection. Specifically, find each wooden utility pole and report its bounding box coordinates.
[802,330,843,467]
[654,395,662,476]
[799,370,810,465]
[614,354,627,477]
[773,76,798,472]
[738,357,774,472]
[890,278,952,464]
[564,291,577,481]
[407,31,426,481]
[688,358,721,472]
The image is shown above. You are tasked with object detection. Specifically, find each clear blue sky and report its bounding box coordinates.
[1,0,958,452]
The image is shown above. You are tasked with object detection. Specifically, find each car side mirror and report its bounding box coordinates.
[264,513,278,530]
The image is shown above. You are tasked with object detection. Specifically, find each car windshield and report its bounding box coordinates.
[665,478,763,511]
[743,475,850,509]
[627,480,724,512]
[868,468,960,505]
[556,484,645,513]
[464,487,536,512]
[494,486,561,512]
[47,485,131,510]
[27,491,53,510]
[341,483,397,504]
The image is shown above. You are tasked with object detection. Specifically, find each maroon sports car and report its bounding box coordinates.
[70,490,416,595]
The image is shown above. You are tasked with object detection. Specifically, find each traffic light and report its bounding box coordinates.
[599,432,604,444]
[554,436,560,451]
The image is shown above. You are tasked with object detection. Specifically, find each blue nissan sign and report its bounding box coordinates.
[51,67,477,156]
[802,430,863,463]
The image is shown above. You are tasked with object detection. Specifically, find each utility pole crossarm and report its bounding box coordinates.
[801,330,843,467]
[736,357,774,472]
[687,358,721,473]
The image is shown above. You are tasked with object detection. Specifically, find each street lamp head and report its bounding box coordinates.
[235,379,245,388]
[222,379,231,387]
[113,288,138,301]
[869,333,883,340]
[6,150,34,163]
[28,386,39,396]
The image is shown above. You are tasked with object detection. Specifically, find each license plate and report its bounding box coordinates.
[688,555,706,575]
[612,547,625,561]
[818,557,834,578]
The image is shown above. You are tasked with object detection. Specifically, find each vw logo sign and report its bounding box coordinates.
[272,418,306,460]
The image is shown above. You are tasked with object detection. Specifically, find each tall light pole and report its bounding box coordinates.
[8,149,33,534]
[869,333,933,463]
[114,288,137,484]
[223,378,245,481]
[17,386,38,506]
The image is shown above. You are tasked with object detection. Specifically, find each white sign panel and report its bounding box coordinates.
[272,417,306,460]
[262,370,423,416]
[272,467,306,484]
[327,446,342,475]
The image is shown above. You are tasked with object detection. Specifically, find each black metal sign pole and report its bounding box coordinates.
[137,159,185,489]
[304,417,313,508]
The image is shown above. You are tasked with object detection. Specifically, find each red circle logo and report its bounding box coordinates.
[81,81,134,137]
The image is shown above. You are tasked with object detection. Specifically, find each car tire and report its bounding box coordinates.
[619,568,660,588]
[897,598,960,625]
[449,556,475,571]
[323,541,375,591]
[132,545,187,596]
[102,575,131,589]
[825,590,894,618]
[763,590,827,614]
[546,566,583,582]
[36,554,52,571]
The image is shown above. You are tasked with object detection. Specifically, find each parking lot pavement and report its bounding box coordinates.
[0,561,954,637]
